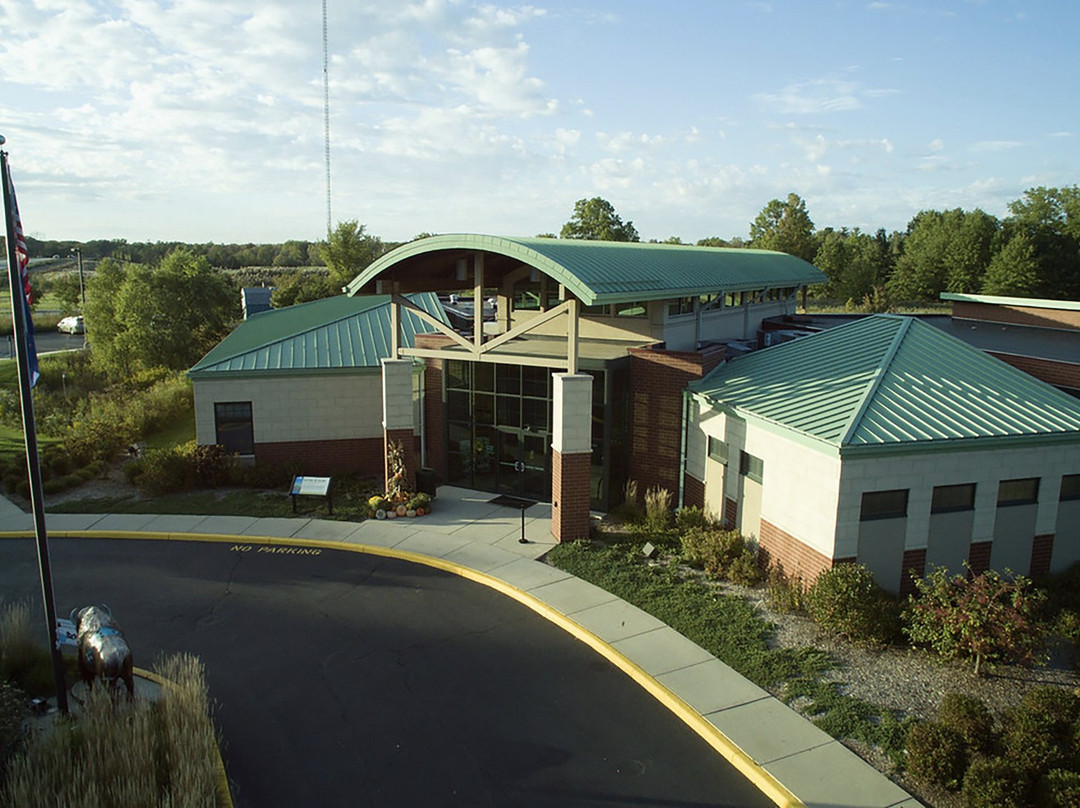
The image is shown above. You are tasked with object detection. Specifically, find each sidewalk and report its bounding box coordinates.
[0,486,919,808]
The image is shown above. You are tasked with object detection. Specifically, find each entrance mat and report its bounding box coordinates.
[488,495,537,510]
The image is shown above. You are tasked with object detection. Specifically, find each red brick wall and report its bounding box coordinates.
[724,497,737,529]
[415,334,457,483]
[552,450,591,542]
[1031,534,1055,578]
[968,541,993,576]
[255,438,385,479]
[627,345,725,498]
[952,300,1080,331]
[987,352,1080,391]
[900,549,927,598]
[757,519,833,587]
[683,474,705,509]
[385,428,417,493]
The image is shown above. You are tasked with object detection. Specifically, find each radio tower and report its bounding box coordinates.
[322,0,332,238]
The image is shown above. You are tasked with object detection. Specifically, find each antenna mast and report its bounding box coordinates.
[322,0,332,238]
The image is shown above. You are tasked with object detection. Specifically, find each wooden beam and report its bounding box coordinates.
[473,252,484,349]
[480,299,573,354]
[391,294,474,352]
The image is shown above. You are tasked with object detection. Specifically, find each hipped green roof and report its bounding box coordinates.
[189,293,447,377]
[690,314,1080,455]
[346,234,826,305]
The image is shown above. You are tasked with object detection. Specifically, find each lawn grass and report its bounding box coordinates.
[546,539,911,762]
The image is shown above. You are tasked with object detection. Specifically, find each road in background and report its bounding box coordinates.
[0,537,774,808]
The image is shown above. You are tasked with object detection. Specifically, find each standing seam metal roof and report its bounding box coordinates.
[689,314,1080,453]
[345,234,826,305]
[188,292,448,376]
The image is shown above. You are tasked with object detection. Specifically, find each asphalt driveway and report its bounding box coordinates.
[0,537,773,808]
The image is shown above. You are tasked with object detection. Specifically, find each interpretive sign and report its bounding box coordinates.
[290,476,333,514]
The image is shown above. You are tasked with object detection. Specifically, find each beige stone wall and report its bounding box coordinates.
[193,373,385,446]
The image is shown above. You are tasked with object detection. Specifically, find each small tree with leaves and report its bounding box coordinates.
[904,565,1047,676]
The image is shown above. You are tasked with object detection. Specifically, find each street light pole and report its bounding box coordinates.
[71,247,84,307]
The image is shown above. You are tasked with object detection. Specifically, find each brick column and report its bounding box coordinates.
[382,359,416,492]
[551,373,592,542]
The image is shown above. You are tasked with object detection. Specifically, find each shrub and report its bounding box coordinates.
[766,564,806,614]
[806,563,901,648]
[904,566,1048,676]
[609,479,644,524]
[1002,703,1074,775]
[938,693,995,755]
[643,486,673,532]
[727,547,763,587]
[962,756,1028,808]
[1036,769,1080,808]
[131,442,237,495]
[681,527,743,575]
[674,506,712,532]
[905,720,967,789]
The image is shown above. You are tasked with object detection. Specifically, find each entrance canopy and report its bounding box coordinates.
[346,234,825,373]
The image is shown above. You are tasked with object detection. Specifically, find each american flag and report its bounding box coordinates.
[3,160,39,386]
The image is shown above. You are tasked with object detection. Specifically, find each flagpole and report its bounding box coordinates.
[1,137,68,714]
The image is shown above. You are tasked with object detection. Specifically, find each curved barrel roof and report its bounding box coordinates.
[346,234,826,306]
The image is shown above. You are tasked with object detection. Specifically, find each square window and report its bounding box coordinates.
[708,437,728,465]
[931,483,976,514]
[1061,474,1080,502]
[998,478,1039,507]
[860,489,908,521]
[214,402,254,455]
[738,450,763,483]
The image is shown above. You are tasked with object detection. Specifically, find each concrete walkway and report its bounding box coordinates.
[0,486,919,808]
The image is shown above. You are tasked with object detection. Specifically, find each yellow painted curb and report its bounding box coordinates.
[2,530,803,808]
[133,666,234,808]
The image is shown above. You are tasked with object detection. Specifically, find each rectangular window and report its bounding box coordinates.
[614,301,647,317]
[214,402,254,456]
[707,437,728,465]
[860,489,908,521]
[931,483,976,514]
[1062,475,1080,502]
[738,450,763,483]
[998,478,1039,507]
[667,297,695,317]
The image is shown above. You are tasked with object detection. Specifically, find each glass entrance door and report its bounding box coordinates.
[496,428,549,500]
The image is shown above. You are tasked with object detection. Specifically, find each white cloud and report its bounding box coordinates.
[969,140,1024,152]
[753,79,865,114]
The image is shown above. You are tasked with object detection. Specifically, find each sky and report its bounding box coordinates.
[1,0,1078,246]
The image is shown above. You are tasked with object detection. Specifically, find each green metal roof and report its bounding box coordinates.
[690,314,1080,455]
[941,292,1080,312]
[346,234,826,305]
[189,292,448,377]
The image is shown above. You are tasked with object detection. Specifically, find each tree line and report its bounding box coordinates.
[559,188,1080,307]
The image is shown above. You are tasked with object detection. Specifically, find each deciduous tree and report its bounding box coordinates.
[560,197,640,242]
[749,193,817,262]
[319,220,385,290]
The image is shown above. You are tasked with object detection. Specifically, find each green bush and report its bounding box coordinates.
[905,566,1048,676]
[766,564,806,613]
[727,547,764,587]
[938,693,995,755]
[961,756,1028,808]
[680,527,761,584]
[1002,703,1074,774]
[130,442,237,495]
[674,506,712,532]
[905,720,967,789]
[806,563,901,648]
[1036,769,1080,808]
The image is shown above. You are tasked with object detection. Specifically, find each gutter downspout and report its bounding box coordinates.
[677,388,690,509]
